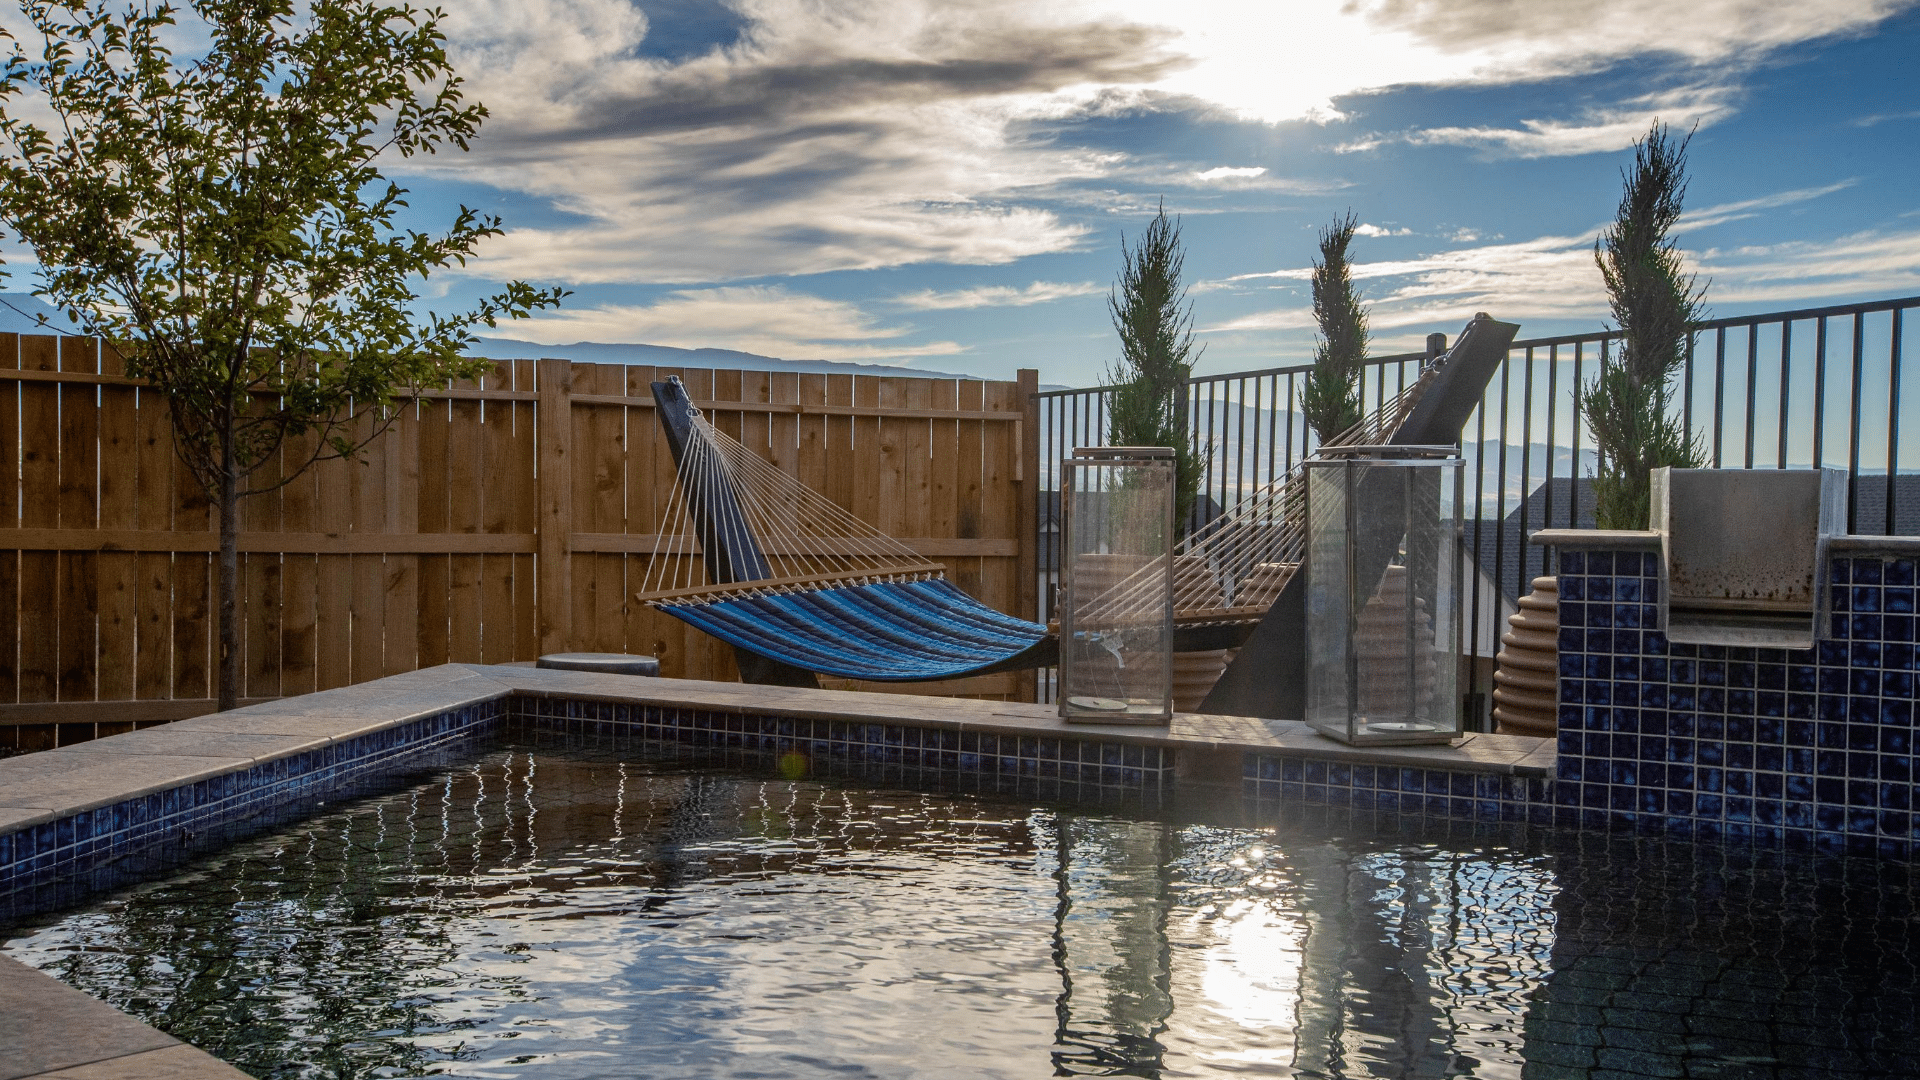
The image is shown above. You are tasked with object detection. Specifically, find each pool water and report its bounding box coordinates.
[4,745,1915,1079]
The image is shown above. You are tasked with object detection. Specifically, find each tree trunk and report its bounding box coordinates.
[217,445,240,711]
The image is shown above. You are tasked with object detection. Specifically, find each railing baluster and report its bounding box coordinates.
[1545,344,1560,528]
[1495,354,1513,616]
[1890,309,1906,536]
[1814,315,1829,469]
[1778,320,1793,470]
[1572,342,1585,524]
[1745,322,1759,470]
[1849,311,1866,532]
[1712,326,1727,468]
[1519,346,1536,588]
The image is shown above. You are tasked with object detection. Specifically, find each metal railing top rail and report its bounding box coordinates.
[1037,349,1425,398]
[1040,295,1920,401]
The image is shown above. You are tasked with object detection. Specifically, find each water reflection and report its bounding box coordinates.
[2,747,1914,1079]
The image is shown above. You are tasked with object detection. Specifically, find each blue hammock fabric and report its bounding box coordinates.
[656,577,1048,681]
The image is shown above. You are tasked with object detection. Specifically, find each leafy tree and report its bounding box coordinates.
[0,0,566,709]
[1107,202,1206,534]
[1582,122,1707,529]
[1300,211,1368,445]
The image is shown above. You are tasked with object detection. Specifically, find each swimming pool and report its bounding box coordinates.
[5,740,1911,1079]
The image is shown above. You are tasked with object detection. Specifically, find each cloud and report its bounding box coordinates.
[1192,166,1268,182]
[1352,0,1914,73]
[892,280,1105,309]
[1096,0,1913,124]
[1699,229,1920,303]
[429,0,1187,284]
[1205,217,1920,340]
[1391,85,1741,158]
[507,285,964,360]
[1204,228,1609,335]
[1850,109,1920,126]
[405,0,1916,285]
[1354,223,1413,237]
[1677,180,1857,232]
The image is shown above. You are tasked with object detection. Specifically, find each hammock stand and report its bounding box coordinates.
[637,313,1518,708]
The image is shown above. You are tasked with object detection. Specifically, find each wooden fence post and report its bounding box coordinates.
[1016,368,1040,702]
[535,359,573,655]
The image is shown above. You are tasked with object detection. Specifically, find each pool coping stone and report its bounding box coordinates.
[0,955,249,1080]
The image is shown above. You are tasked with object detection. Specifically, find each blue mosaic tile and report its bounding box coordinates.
[1548,548,1920,856]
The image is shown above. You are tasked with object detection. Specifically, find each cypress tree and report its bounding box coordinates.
[1107,202,1207,535]
[1301,212,1368,445]
[1583,123,1708,529]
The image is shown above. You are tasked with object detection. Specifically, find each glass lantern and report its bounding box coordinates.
[1058,447,1176,724]
[1304,446,1463,745]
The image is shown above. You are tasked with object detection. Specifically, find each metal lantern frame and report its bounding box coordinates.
[1303,444,1464,746]
[1058,446,1177,725]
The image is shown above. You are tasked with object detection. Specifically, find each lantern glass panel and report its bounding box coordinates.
[1304,449,1463,745]
[1059,449,1175,723]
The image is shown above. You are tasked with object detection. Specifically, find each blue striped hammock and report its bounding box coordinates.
[655,577,1048,681]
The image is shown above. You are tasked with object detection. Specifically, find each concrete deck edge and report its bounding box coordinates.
[1827,534,1920,554]
[1532,529,1920,556]
[0,955,249,1079]
[1529,528,1661,550]
[483,666,1555,777]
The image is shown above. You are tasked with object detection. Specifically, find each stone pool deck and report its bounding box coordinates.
[0,663,1554,1078]
[0,954,250,1079]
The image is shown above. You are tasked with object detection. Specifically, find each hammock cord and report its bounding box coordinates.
[640,405,939,604]
[1077,363,1440,625]
[645,355,1441,623]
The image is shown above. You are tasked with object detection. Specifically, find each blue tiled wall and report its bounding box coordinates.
[510,695,1173,805]
[1554,547,1918,856]
[1242,755,1549,824]
[0,701,503,920]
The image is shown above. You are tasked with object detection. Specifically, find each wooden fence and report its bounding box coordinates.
[0,334,1040,749]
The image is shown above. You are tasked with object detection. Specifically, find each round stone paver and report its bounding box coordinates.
[535,653,661,676]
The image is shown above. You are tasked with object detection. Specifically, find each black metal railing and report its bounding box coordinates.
[1035,294,1919,719]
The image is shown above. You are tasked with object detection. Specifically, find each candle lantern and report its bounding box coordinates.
[1059,447,1176,724]
[1305,446,1463,745]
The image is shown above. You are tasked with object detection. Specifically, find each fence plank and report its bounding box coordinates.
[535,359,573,654]
[415,395,451,669]
[953,379,986,601]
[482,362,524,664]
[581,363,628,652]
[96,380,138,702]
[621,365,662,659]
[381,406,421,678]
[509,361,539,664]
[171,552,211,701]
[447,392,485,664]
[58,341,105,710]
[18,336,60,703]
[277,429,320,697]
[0,334,18,705]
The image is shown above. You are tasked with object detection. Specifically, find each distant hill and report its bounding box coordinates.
[468,337,987,382]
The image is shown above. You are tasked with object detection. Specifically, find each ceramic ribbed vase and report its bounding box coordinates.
[1170,555,1229,713]
[1493,576,1559,737]
[1352,565,1438,720]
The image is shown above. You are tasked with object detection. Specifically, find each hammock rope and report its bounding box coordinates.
[638,405,942,605]
[1074,364,1440,628]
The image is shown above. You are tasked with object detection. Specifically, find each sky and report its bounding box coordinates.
[18,0,1920,386]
